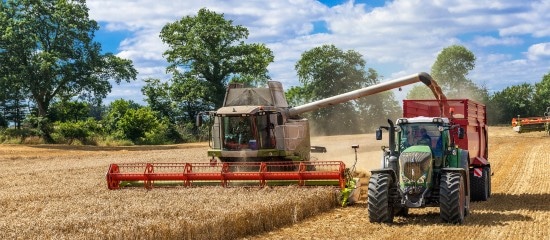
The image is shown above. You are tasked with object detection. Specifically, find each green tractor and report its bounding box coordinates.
[368,98,491,225]
[370,117,470,224]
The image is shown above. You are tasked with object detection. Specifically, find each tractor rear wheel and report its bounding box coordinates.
[470,167,490,201]
[440,172,466,224]
[367,173,394,223]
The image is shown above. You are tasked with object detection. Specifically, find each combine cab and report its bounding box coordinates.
[369,99,490,224]
[511,107,550,134]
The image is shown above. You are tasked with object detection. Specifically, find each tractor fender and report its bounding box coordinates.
[441,162,471,216]
[370,168,398,184]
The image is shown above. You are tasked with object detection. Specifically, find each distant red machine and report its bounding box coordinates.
[511,107,550,134]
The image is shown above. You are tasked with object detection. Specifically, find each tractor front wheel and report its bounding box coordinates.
[440,172,466,224]
[367,173,394,223]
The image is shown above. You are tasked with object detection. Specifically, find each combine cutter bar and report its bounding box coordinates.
[106,161,346,190]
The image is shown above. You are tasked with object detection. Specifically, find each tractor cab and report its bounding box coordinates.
[395,117,451,168]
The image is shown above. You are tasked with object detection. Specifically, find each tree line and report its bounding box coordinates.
[1,1,549,145]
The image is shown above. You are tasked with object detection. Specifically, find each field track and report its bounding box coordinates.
[0,127,549,239]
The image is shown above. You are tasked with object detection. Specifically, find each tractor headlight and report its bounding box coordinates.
[401,174,412,184]
[417,174,426,184]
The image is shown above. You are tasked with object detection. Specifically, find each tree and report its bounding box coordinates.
[142,78,176,122]
[0,0,137,140]
[159,8,274,109]
[533,72,550,114]
[102,99,141,135]
[488,83,536,124]
[117,107,164,143]
[285,86,311,107]
[426,44,489,103]
[294,44,392,135]
[356,69,401,132]
[431,45,475,95]
[406,85,435,100]
[48,100,90,122]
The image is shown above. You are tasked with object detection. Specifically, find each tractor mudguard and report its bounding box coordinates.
[370,168,398,184]
[441,167,469,197]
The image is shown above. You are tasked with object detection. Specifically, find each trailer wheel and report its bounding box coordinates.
[470,167,489,201]
[367,173,394,223]
[440,172,466,224]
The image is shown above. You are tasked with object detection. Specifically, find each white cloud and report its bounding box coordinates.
[473,36,522,47]
[527,42,550,60]
[86,0,550,103]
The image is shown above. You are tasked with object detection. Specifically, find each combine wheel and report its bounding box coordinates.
[367,173,394,223]
[440,172,466,224]
[470,167,490,201]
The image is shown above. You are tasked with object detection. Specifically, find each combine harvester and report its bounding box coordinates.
[511,107,550,134]
[106,72,448,204]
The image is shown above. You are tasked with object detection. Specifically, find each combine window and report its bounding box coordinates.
[222,114,273,150]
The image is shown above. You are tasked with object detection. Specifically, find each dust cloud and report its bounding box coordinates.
[310,133,385,172]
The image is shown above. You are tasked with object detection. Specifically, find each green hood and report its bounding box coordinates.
[399,145,433,192]
[403,145,432,153]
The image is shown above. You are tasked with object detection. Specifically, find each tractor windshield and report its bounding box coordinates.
[399,123,441,151]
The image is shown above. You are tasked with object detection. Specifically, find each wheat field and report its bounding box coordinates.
[1,127,549,239]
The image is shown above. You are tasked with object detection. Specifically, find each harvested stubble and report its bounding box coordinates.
[0,144,339,239]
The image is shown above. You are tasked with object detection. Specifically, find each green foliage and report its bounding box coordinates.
[0,0,137,119]
[170,74,211,123]
[49,101,91,122]
[427,45,488,103]
[406,85,435,99]
[102,99,141,135]
[53,119,99,145]
[142,78,175,122]
[293,44,397,135]
[0,113,8,128]
[488,83,536,124]
[0,127,40,143]
[116,108,165,144]
[159,8,274,109]
[533,73,550,114]
[431,45,475,95]
[286,86,310,107]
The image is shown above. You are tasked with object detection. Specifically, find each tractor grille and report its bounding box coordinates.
[400,151,431,181]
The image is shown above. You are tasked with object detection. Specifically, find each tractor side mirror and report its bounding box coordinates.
[458,127,465,139]
[376,128,383,140]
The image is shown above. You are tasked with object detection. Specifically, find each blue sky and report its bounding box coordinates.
[87,0,550,104]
